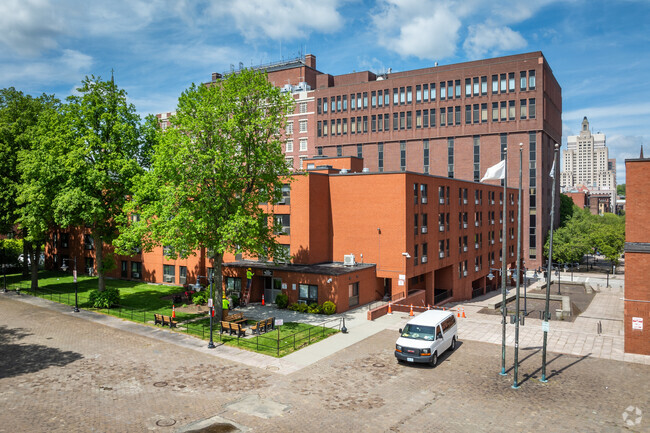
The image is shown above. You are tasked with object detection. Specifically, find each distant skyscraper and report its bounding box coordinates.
[561,116,616,191]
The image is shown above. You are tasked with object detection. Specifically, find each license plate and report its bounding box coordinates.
[407,357,414,362]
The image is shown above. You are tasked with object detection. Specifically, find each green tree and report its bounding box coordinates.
[0,88,58,279]
[49,76,154,291]
[115,69,293,320]
[559,193,577,227]
[616,184,625,197]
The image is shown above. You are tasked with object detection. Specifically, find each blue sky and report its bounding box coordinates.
[2,0,649,183]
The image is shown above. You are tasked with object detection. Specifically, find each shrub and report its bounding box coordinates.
[231,294,239,308]
[308,302,321,314]
[321,301,336,315]
[88,288,120,308]
[289,302,308,313]
[275,293,289,309]
[192,291,209,305]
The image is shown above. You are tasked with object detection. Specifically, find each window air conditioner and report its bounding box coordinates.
[343,254,356,266]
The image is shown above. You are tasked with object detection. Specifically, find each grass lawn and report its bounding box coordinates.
[5,270,203,321]
[6,270,339,357]
[188,318,339,357]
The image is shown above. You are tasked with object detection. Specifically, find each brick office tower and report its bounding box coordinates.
[624,155,650,355]
[313,52,562,270]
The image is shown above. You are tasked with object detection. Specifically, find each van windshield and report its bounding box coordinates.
[400,324,436,341]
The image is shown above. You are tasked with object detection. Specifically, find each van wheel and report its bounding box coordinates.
[450,336,457,350]
[430,352,438,367]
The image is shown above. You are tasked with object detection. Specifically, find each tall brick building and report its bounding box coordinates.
[623,156,650,355]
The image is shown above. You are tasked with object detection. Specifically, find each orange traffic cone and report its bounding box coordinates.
[427,304,430,310]
[387,303,392,315]
[457,309,460,318]
[462,308,466,318]
[172,305,176,319]
[262,294,265,306]
[409,304,414,316]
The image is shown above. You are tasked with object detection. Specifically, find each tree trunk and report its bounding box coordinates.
[214,252,224,321]
[95,234,105,291]
[30,243,40,290]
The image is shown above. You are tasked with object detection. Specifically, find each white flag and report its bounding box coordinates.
[480,160,506,182]
[549,159,556,178]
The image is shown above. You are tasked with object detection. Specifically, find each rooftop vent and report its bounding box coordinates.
[362,167,370,173]
[344,254,355,266]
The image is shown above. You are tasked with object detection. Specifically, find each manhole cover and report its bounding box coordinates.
[153,381,168,387]
[156,418,176,427]
[373,363,385,368]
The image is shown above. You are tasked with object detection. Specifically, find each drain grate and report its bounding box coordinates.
[156,418,176,427]
[153,381,168,387]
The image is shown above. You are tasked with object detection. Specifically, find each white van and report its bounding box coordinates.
[395,309,458,366]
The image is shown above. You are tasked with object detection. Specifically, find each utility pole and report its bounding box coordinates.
[512,143,523,389]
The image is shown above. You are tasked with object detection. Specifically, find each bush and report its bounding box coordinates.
[288,302,308,313]
[231,294,239,308]
[192,291,209,305]
[88,288,120,308]
[321,301,336,315]
[308,302,321,314]
[275,293,289,309]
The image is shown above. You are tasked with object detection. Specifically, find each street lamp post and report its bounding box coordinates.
[61,257,79,313]
[606,270,609,288]
[556,268,561,295]
[197,275,215,349]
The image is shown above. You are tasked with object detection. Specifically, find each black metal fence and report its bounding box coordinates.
[434,289,451,304]
[8,283,342,357]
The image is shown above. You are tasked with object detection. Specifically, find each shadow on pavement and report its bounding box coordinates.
[0,325,83,379]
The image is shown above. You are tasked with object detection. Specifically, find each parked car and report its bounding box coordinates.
[395,309,458,366]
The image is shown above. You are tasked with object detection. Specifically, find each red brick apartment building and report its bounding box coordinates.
[159,52,560,269]
[623,157,650,355]
[46,157,517,314]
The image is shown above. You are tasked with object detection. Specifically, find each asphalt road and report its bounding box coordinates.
[0,295,648,433]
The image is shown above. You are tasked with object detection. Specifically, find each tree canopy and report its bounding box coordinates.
[115,69,294,320]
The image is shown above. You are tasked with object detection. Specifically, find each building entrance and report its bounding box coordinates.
[264,277,283,303]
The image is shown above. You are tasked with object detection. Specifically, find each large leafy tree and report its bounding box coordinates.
[50,76,154,291]
[0,88,57,277]
[116,69,293,320]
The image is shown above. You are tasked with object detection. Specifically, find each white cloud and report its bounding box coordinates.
[463,24,527,59]
[210,0,344,41]
[0,0,66,56]
[371,0,461,60]
[0,49,92,88]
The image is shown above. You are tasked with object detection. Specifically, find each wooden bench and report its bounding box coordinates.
[251,317,275,335]
[224,312,244,322]
[220,321,246,337]
[154,313,177,328]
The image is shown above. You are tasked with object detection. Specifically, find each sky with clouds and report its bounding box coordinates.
[2,0,649,183]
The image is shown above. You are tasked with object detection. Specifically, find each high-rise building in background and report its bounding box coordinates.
[561,117,616,213]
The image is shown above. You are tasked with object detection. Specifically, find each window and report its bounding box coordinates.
[348,282,359,307]
[225,277,242,297]
[492,102,498,121]
[393,88,398,105]
[300,156,308,170]
[378,143,384,172]
[317,121,322,137]
[286,139,293,152]
[440,108,446,126]
[465,78,472,96]
[393,112,398,130]
[455,80,461,98]
[423,109,429,128]
[400,87,405,104]
[448,108,453,125]
[377,90,383,107]
[500,74,507,92]
[299,102,308,114]
[323,121,328,136]
[331,97,335,112]
[357,144,363,159]
[414,245,419,264]
[430,108,436,127]
[363,116,368,133]
[343,118,348,134]
[454,106,460,125]
[300,284,318,304]
[275,214,290,235]
[317,98,321,114]
[416,85,421,102]
[343,95,348,111]
[407,86,412,103]
[336,119,341,135]
[406,111,412,129]
[280,184,291,205]
[416,110,422,128]
[322,99,327,113]
[508,72,515,92]
[163,264,175,283]
[423,83,429,101]
[492,75,498,93]
[414,182,418,204]
[384,89,390,106]
[84,234,94,250]
[440,82,446,100]
[473,104,479,124]
[299,119,308,133]
[337,145,342,157]
[286,121,293,134]
[384,113,389,131]
[363,92,368,108]
[357,93,362,109]
[481,76,487,95]
[423,139,430,173]
[520,99,527,119]
[473,77,479,96]
[179,266,187,284]
[371,115,376,132]
[473,136,480,182]
[447,138,454,178]
[431,83,436,100]
[400,141,406,172]
[481,103,487,123]
[285,157,294,170]
[529,70,536,90]
[414,214,419,236]
[336,96,341,111]
[509,100,515,120]
[422,213,428,232]
[121,260,127,278]
[350,94,355,110]
[371,91,376,107]
[500,101,507,121]
[529,98,536,118]
[61,233,70,248]
[520,71,527,90]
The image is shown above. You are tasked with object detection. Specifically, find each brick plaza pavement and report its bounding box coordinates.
[1,293,649,432]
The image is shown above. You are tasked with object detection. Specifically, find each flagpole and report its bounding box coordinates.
[512,143,523,388]
[500,146,508,376]
[541,143,560,382]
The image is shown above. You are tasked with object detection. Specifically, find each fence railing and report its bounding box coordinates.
[433,289,451,304]
[10,283,342,357]
[471,287,484,299]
